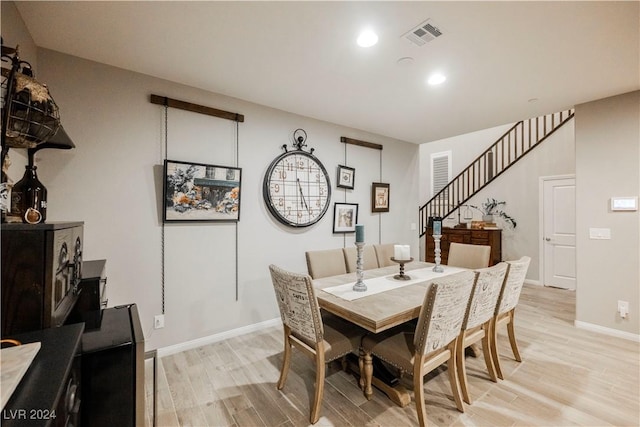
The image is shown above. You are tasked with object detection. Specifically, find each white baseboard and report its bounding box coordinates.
[574,320,640,342]
[157,317,281,357]
[524,279,541,286]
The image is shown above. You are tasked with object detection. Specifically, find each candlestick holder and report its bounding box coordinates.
[432,234,444,272]
[390,257,413,280]
[353,242,367,292]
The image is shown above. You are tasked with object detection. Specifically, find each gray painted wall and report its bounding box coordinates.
[3,29,420,350]
[575,91,639,335]
[4,2,636,348]
[37,49,420,350]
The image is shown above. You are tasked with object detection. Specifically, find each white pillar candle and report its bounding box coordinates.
[401,245,410,260]
[394,245,402,259]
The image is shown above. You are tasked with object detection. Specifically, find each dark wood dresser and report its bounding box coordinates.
[425,227,502,266]
[1,222,84,336]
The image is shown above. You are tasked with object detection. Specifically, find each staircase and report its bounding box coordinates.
[419,109,574,237]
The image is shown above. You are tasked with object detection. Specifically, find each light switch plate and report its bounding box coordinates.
[611,196,638,211]
[589,228,611,239]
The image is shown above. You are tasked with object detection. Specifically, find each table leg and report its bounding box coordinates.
[346,354,411,407]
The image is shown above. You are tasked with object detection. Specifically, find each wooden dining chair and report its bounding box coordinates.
[373,243,397,267]
[343,245,379,272]
[305,248,348,279]
[447,242,491,269]
[455,262,509,405]
[268,265,365,424]
[490,256,531,379]
[360,270,476,427]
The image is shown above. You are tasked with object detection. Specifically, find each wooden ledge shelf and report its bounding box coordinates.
[340,137,383,151]
[150,94,244,123]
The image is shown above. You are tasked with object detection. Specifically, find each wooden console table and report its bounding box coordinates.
[425,227,502,266]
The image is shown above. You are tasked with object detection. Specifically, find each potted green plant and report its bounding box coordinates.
[471,198,517,228]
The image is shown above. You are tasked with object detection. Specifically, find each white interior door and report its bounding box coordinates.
[542,177,576,290]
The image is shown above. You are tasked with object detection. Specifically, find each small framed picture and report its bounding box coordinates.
[333,202,359,233]
[337,165,355,189]
[371,182,390,213]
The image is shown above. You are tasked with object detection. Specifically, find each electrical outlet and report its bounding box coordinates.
[154,314,165,329]
[617,301,629,319]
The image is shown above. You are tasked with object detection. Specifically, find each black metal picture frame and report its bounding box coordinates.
[332,202,358,233]
[371,182,390,213]
[336,165,355,189]
[163,159,242,222]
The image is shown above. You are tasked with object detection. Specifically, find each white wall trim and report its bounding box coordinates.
[574,320,640,342]
[157,318,281,357]
[524,279,541,286]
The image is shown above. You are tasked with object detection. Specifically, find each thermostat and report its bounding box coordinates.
[611,196,638,211]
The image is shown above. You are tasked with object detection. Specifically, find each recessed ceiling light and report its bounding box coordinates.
[357,30,378,48]
[427,73,446,85]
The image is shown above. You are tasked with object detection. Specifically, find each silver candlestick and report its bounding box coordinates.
[432,234,444,272]
[353,242,367,292]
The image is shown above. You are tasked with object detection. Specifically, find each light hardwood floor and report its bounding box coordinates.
[144,284,640,426]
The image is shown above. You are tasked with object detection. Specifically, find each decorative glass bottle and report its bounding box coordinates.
[11,165,47,224]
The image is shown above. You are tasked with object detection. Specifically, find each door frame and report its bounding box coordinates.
[538,174,576,288]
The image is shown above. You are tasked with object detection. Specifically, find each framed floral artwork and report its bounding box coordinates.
[163,159,241,222]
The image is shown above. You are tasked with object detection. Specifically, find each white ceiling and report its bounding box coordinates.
[14,1,640,144]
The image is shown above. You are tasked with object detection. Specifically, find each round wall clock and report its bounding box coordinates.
[263,131,331,227]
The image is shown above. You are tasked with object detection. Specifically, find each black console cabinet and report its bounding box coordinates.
[2,323,84,427]
[79,304,145,427]
[68,259,108,330]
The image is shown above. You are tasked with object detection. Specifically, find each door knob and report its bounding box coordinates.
[545,237,551,241]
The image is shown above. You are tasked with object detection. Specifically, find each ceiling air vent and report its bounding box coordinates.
[403,19,443,46]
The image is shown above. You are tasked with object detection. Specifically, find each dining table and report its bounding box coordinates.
[312,260,470,406]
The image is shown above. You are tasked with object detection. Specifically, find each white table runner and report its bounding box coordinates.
[321,266,467,301]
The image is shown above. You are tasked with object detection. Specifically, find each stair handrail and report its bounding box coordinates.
[419,109,574,237]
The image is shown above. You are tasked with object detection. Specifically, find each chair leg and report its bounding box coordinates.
[507,310,522,362]
[481,323,498,382]
[277,334,292,390]
[490,317,505,380]
[310,352,326,424]
[413,358,428,427]
[341,356,348,372]
[362,351,374,400]
[447,340,464,413]
[455,334,470,405]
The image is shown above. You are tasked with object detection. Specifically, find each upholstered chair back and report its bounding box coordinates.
[464,262,509,330]
[269,264,323,344]
[305,249,348,279]
[413,270,476,355]
[343,245,379,273]
[447,242,491,269]
[373,243,397,267]
[496,256,531,315]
